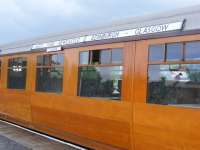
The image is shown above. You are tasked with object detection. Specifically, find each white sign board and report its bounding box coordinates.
[32,21,184,50]
[46,46,62,52]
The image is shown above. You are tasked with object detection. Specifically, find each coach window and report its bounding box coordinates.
[36,54,64,93]
[7,57,27,89]
[148,41,200,108]
[78,49,123,100]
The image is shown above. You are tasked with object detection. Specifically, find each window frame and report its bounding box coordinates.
[78,48,124,100]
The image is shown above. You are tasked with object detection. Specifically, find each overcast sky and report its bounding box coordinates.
[0,0,200,45]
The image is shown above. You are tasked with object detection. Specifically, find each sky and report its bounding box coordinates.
[0,0,200,45]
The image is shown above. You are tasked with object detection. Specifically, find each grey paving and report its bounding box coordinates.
[0,135,31,150]
[0,121,80,150]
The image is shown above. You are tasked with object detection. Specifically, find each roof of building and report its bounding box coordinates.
[1,5,200,55]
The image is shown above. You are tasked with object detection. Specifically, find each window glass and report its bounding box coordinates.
[7,68,26,89]
[52,55,57,65]
[44,55,50,66]
[78,66,123,100]
[166,43,183,61]
[36,68,63,93]
[185,41,200,60]
[37,54,64,66]
[9,57,27,67]
[100,50,111,64]
[7,57,27,89]
[80,51,89,65]
[37,56,43,66]
[148,64,200,107]
[18,57,27,67]
[8,58,17,67]
[149,44,165,62]
[36,54,64,93]
[51,54,64,65]
[57,54,64,65]
[112,48,123,64]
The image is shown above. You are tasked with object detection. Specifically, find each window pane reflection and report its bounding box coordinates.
[112,48,123,64]
[149,44,165,62]
[80,51,89,65]
[8,57,27,67]
[185,41,200,60]
[7,68,26,89]
[148,64,200,107]
[166,43,182,61]
[36,68,63,93]
[37,54,64,66]
[78,66,123,100]
[101,50,111,64]
[7,57,27,89]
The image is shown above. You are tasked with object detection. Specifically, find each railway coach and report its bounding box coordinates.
[1,5,200,150]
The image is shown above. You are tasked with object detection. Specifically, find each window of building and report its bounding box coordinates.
[78,48,123,100]
[36,54,64,93]
[148,41,200,108]
[7,57,27,89]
